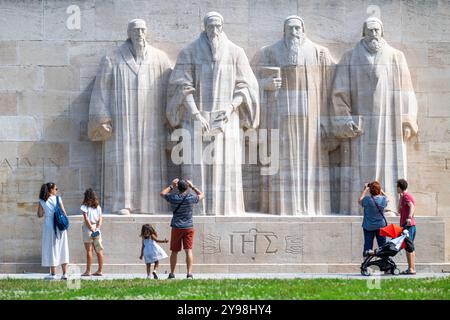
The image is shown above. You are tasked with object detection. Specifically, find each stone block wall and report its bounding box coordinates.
[1,215,448,273]
[0,0,450,218]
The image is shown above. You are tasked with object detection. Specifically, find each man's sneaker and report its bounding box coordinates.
[168,273,175,279]
[186,273,193,279]
[152,271,158,279]
[146,275,152,279]
[60,274,68,281]
[44,274,57,280]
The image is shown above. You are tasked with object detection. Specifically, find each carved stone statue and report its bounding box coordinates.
[167,12,259,215]
[251,15,335,215]
[331,17,418,214]
[88,19,172,214]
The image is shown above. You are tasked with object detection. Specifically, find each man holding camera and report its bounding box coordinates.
[160,178,204,279]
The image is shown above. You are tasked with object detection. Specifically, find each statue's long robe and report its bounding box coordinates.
[331,40,418,214]
[252,38,335,215]
[89,41,171,213]
[167,32,259,215]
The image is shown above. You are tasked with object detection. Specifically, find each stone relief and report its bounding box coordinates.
[202,234,222,254]
[251,15,336,216]
[87,15,418,216]
[88,19,172,214]
[330,17,418,214]
[201,229,304,256]
[166,12,259,216]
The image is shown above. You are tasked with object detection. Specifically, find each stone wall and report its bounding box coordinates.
[1,0,450,218]
[1,215,449,273]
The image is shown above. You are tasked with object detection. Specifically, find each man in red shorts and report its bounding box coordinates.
[396,179,417,275]
[160,178,204,279]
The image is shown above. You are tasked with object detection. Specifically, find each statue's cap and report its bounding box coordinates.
[127,18,147,31]
[203,11,224,27]
[362,16,384,36]
[283,15,305,32]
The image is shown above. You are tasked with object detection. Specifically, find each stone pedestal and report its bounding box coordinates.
[1,215,449,274]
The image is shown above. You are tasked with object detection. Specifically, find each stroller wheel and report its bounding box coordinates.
[361,268,370,276]
[391,268,400,276]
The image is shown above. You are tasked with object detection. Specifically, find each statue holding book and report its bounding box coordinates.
[167,12,259,215]
[252,15,335,215]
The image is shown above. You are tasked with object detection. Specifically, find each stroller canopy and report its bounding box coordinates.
[379,224,403,238]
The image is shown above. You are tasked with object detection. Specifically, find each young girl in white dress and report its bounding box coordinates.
[139,224,168,279]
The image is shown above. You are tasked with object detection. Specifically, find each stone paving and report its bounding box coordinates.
[1,272,449,281]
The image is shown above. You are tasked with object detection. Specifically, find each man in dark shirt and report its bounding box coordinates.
[160,178,204,279]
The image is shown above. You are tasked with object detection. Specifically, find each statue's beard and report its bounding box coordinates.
[132,40,146,64]
[284,34,304,65]
[207,32,221,61]
[364,37,383,53]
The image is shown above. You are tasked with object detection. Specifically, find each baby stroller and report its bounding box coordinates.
[360,224,414,276]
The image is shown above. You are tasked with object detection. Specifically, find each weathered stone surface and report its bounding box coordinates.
[44,66,79,91]
[446,221,450,261]
[0,41,17,64]
[3,216,447,272]
[18,41,68,66]
[69,42,117,67]
[69,142,98,167]
[0,116,41,141]
[0,92,17,115]
[17,142,70,167]
[0,1,43,41]
[41,117,80,142]
[438,193,450,217]
[428,42,450,67]
[43,0,96,41]
[416,67,450,93]
[0,67,43,90]
[428,93,450,118]
[18,91,70,116]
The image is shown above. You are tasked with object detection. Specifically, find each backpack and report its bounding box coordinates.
[54,196,69,236]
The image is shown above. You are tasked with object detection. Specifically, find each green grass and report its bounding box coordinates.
[0,278,449,300]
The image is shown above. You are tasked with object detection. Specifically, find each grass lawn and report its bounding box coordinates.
[0,277,449,300]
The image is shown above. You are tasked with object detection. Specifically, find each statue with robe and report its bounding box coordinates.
[331,17,418,214]
[88,19,172,214]
[251,16,335,215]
[167,12,259,215]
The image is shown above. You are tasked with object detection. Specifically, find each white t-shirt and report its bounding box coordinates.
[80,204,102,224]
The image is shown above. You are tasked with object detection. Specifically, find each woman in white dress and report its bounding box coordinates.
[139,224,168,279]
[37,182,70,280]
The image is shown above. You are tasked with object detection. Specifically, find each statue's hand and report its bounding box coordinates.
[403,125,412,140]
[90,122,112,141]
[351,121,362,136]
[102,123,112,133]
[215,105,234,124]
[320,124,328,139]
[341,121,361,138]
[262,77,282,91]
[194,113,210,132]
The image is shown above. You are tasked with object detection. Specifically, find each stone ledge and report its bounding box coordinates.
[2,262,450,274]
